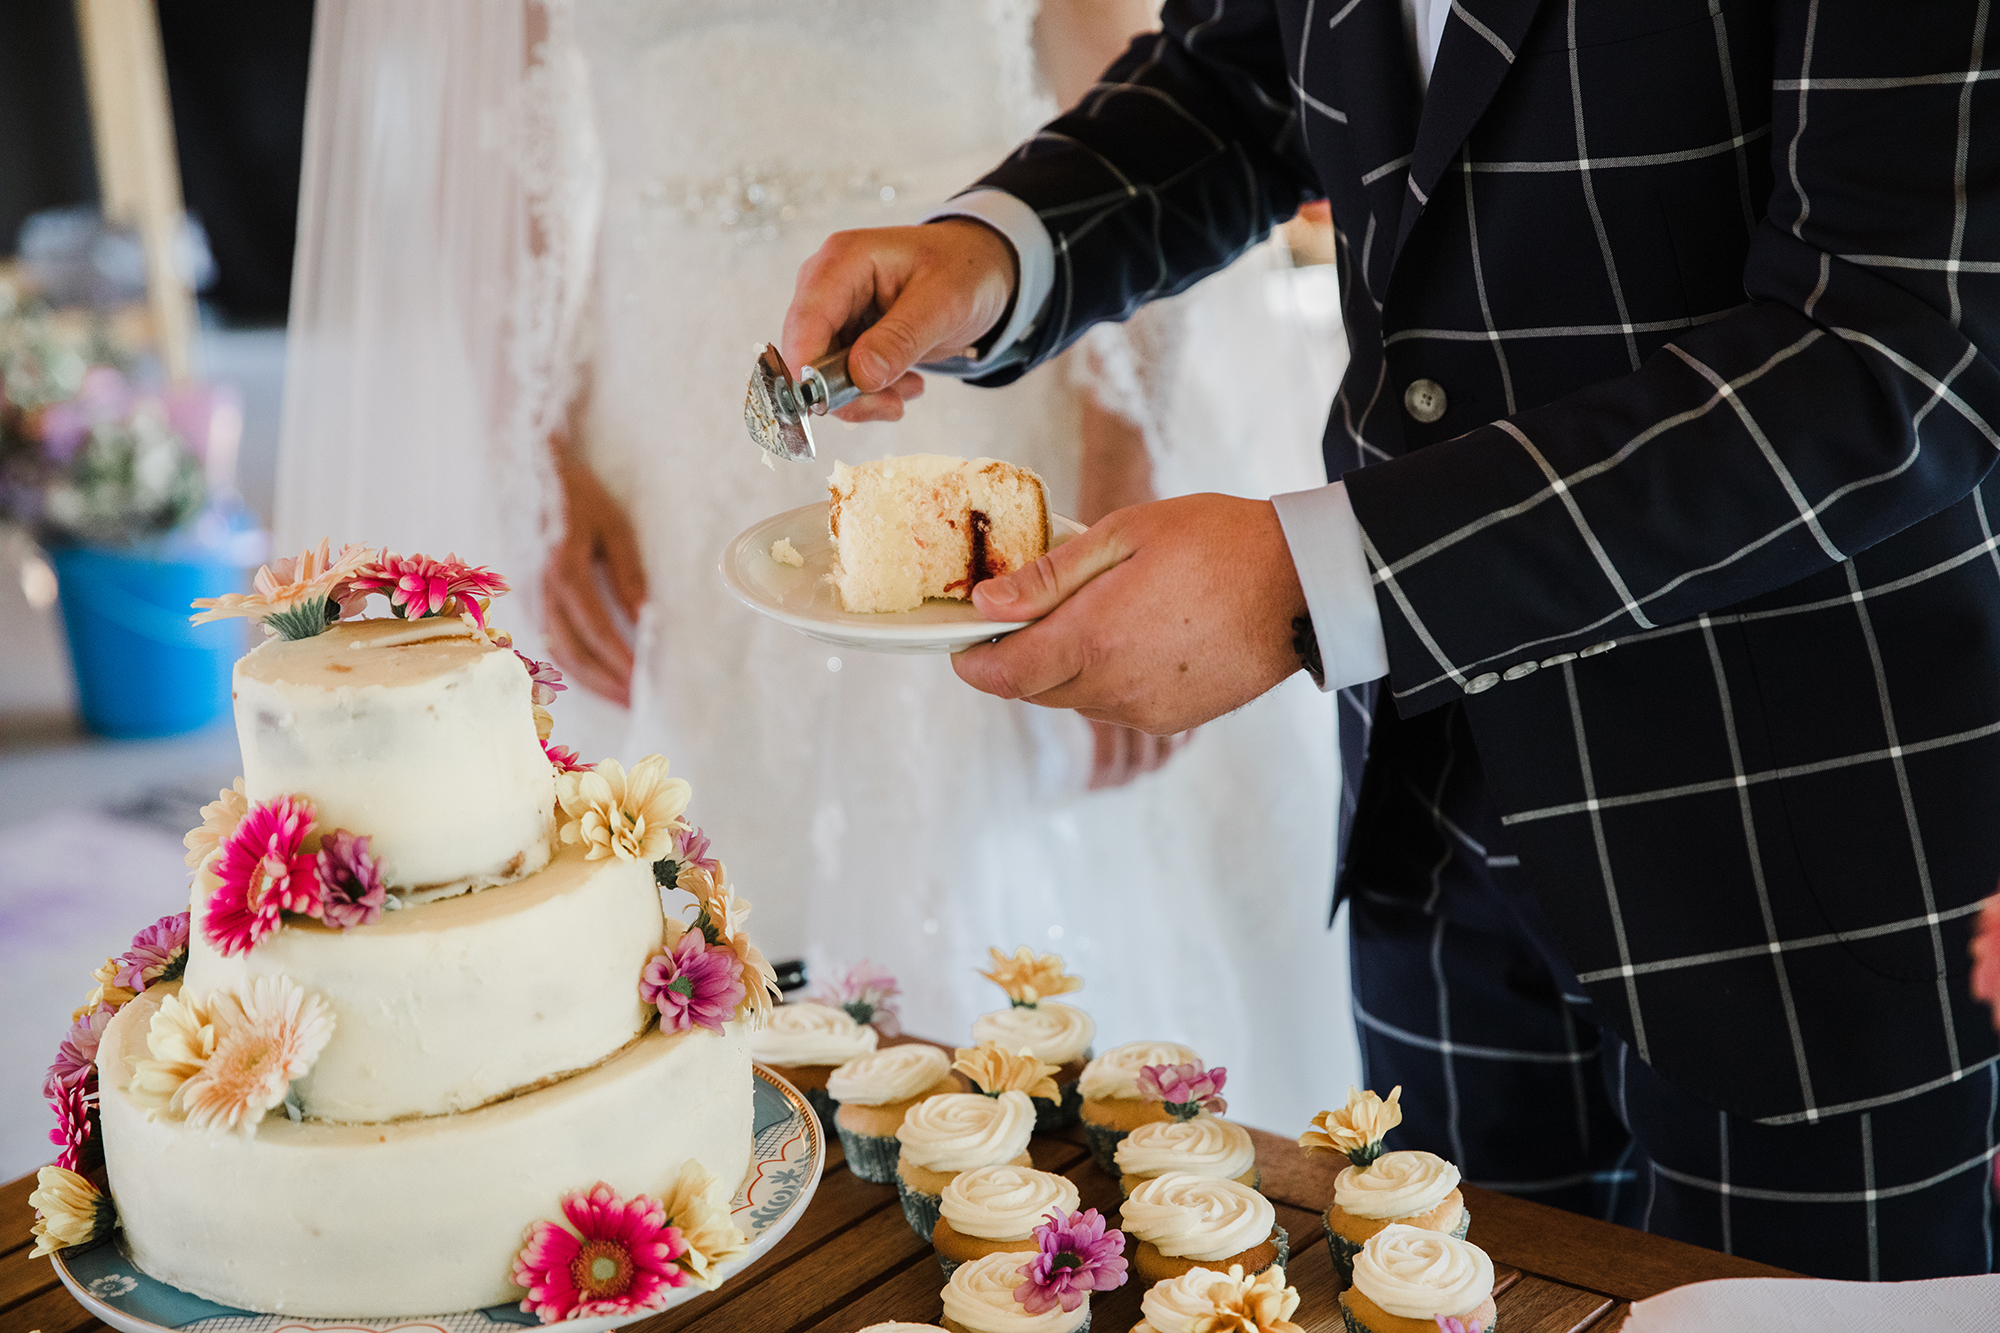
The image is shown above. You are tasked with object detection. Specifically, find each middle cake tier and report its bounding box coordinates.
[183,841,662,1123]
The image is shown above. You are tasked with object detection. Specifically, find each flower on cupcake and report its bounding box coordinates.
[1139,1061,1229,1122]
[980,946,1082,1008]
[1433,1318,1486,1333]
[183,777,247,870]
[656,1160,750,1290]
[1300,1085,1403,1169]
[348,550,510,632]
[512,1181,690,1321]
[641,929,746,1036]
[190,540,374,641]
[1015,1206,1127,1315]
[129,977,336,1137]
[202,794,320,956]
[28,1166,115,1259]
[1188,1264,1304,1333]
[113,911,190,992]
[809,960,903,1036]
[557,755,691,863]
[953,1042,1061,1102]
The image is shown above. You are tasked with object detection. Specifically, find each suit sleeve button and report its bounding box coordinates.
[1503,661,1539,680]
[1580,640,1617,657]
[1464,671,1501,694]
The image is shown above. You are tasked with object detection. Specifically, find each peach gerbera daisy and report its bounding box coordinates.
[1192,1264,1305,1333]
[556,755,691,863]
[953,1041,1061,1101]
[175,976,336,1136]
[1300,1085,1403,1167]
[190,540,374,641]
[183,777,248,870]
[680,863,781,1027]
[979,946,1083,1007]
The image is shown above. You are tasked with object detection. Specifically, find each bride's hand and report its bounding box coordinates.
[783,219,1018,422]
[542,458,647,706]
[1089,722,1192,789]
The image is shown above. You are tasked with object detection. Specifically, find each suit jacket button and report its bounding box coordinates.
[1541,651,1578,668]
[1464,671,1501,694]
[1580,640,1617,656]
[1503,661,1539,680]
[1404,378,1448,424]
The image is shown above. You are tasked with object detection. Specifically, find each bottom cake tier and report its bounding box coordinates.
[95,981,754,1318]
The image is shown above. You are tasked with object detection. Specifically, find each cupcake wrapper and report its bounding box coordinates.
[1338,1296,1496,1333]
[1082,1120,1127,1176]
[1323,1207,1472,1285]
[1032,1077,1084,1134]
[896,1176,944,1243]
[803,1085,838,1138]
[836,1124,902,1185]
[937,1252,962,1283]
[1264,1225,1290,1276]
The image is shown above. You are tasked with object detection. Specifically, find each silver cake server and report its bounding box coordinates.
[744,343,859,463]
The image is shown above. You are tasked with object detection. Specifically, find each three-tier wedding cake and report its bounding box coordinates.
[33,543,780,1321]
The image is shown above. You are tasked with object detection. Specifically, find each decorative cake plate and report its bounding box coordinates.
[51,1065,825,1333]
[721,500,1088,654]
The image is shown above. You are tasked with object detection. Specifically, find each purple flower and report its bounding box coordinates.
[44,1008,110,1100]
[809,960,902,1036]
[1015,1207,1127,1315]
[316,830,387,930]
[641,930,747,1035]
[514,650,567,707]
[1138,1062,1228,1120]
[1436,1318,1485,1333]
[113,911,190,992]
[673,826,719,877]
[49,1082,97,1174]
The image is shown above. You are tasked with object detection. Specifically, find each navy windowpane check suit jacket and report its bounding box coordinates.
[969,0,2000,1124]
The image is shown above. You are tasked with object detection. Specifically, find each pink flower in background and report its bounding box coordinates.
[316,830,387,930]
[516,651,567,706]
[544,742,593,774]
[48,1082,95,1173]
[512,1182,689,1321]
[809,961,903,1036]
[352,552,510,630]
[1138,1062,1228,1119]
[673,826,719,877]
[641,931,746,1036]
[1435,1318,1485,1333]
[204,796,320,956]
[1972,891,2000,1017]
[34,366,132,465]
[44,1008,111,1100]
[113,911,190,992]
[1015,1208,1127,1315]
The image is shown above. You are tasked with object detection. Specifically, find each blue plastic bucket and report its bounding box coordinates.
[48,542,250,738]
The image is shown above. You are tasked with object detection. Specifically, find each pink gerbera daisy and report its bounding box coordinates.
[114,911,191,993]
[512,1182,689,1321]
[352,552,510,631]
[641,930,746,1036]
[204,796,320,956]
[1015,1207,1127,1315]
[45,1007,111,1100]
[48,1081,96,1174]
[544,741,593,774]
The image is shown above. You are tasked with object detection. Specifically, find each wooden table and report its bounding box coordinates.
[0,1114,1794,1333]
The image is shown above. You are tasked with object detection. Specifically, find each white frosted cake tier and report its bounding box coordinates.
[233,618,554,893]
[183,843,662,1123]
[98,983,753,1318]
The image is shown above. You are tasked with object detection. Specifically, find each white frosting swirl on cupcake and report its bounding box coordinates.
[941,1250,1091,1333]
[1351,1224,1494,1320]
[1078,1041,1201,1101]
[749,1002,879,1067]
[1119,1173,1274,1262]
[896,1090,1036,1173]
[1333,1149,1460,1221]
[1136,1265,1231,1333]
[828,1043,951,1106]
[971,1003,1095,1065]
[1114,1114,1255,1181]
[939,1163,1082,1240]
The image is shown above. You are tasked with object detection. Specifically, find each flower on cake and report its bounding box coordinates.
[1015,1207,1127,1315]
[681,864,781,1028]
[641,929,746,1036]
[173,977,337,1135]
[183,777,247,870]
[190,540,374,641]
[954,1042,1061,1102]
[809,960,902,1036]
[128,990,219,1114]
[1188,1264,1305,1333]
[656,1160,750,1290]
[672,825,720,879]
[544,741,593,775]
[512,1181,690,1322]
[47,1081,96,1173]
[351,551,510,632]
[316,829,387,930]
[45,1007,112,1100]
[73,957,136,1020]
[114,911,191,993]
[980,946,1082,1008]
[203,795,321,956]
[28,1166,115,1259]
[1300,1085,1403,1169]
[1139,1062,1228,1121]
[557,755,690,864]
[1432,1318,1486,1333]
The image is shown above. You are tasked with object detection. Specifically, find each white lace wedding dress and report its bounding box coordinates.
[276,0,1357,1131]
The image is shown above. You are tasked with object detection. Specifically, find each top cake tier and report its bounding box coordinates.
[233,618,554,893]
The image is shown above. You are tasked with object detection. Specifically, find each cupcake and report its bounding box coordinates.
[1077,1041,1200,1173]
[894,1045,1050,1241]
[939,1210,1128,1333]
[1112,1061,1257,1196]
[749,1000,880,1132]
[1118,1173,1289,1285]
[934,1163,1080,1279]
[973,948,1095,1132]
[1339,1225,1496,1333]
[1132,1263,1303,1333]
[1300,1086,1468,1282]
[830,1043,961,1184]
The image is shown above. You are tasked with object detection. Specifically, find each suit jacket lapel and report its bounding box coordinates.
[1393,0,1545,264]
[1326,0,1422,297]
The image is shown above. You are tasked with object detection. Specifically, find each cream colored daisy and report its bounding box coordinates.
[658,1159,750,1289]
[176,976,336,1136]
[74,957,136,1020]
[128,989,220,1113]
[28,1166,114,1258]
[556,755,691,862]
[979,946,1083,1007]
[952,1041,1060,1101]
[183,777,248,870]
[1299,1085,1403,1164]
[1192,1264,1304,1333]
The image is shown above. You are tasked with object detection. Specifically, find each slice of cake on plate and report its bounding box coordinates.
[828,455,1051,613]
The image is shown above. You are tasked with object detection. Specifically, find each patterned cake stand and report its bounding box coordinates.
[51,1065,825,1333]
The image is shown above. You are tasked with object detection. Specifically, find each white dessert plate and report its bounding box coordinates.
[51,1064,825,1333]
[719,500,1088,655]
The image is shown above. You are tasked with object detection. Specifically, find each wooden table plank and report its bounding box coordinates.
[2,1169,41,1260]
[0,1248,64,1322]
[3,1280,112,1333]
[1497,1274,1616,1333]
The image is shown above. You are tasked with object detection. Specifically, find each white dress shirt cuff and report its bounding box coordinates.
[1272,482,1391,692]
[921,189,1056,375]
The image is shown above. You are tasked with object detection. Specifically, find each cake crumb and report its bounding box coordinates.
[769,538,805,568]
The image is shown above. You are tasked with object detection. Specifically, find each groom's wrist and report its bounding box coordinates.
[922,189,1054,375]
